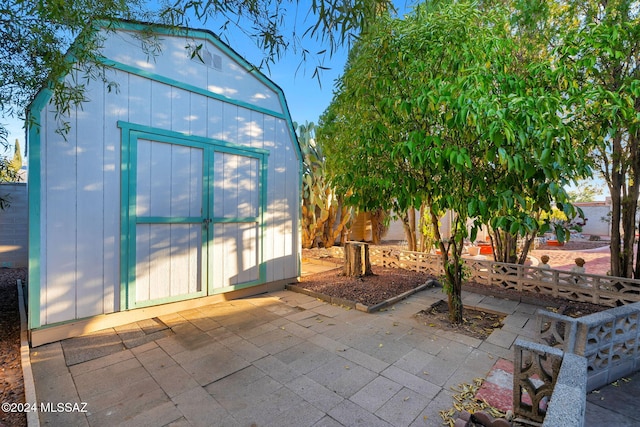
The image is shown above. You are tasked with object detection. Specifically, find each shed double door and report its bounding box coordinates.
[130,137,262,308]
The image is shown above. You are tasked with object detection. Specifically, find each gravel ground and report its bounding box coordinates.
[0,268,27,427]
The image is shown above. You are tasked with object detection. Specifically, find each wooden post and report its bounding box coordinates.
[343,241,373,277]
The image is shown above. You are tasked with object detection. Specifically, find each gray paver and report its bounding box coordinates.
[274,341,339,374]
[375,387,428,426]
[263,399,326,427]
[485,328,519,349]
[172,386,231,427]
[87,386,169,426]
[61,329,125,365]
[350,376,403,412]
[148,363,200,398]
[182,346,250,385]
[285,375,344,413]
[380,365,440,399]
[307,356,378,398]
[30,285,637,427]
[69,348,135,376]
[433,339,475,364]
[393,348,435,375]
[478,340,515,360]
[409,388,455,427]
[475,295,520,314]
[328,400,393,427]
[231,385,304,426]
[73,357,148,400]
[312,415,345,427]
[417,356,457,387]
[118,400,184,427]
[340,347,390,373]
[253,354,302,383]
[225,337,269,362]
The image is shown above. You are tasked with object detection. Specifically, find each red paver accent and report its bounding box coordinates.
[530,247,611,275]
[475,359,515,413]
[493,358,514,374]
[475,381,513,413]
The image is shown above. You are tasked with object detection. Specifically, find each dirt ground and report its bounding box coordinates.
[0,268,27,427]
[299,265,432,306]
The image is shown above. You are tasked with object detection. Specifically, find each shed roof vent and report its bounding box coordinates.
[193,48,222,71]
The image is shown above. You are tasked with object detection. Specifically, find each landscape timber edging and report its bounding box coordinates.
[285,279,438,313]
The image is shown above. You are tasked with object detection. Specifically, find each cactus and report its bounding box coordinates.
[297,121,352,249]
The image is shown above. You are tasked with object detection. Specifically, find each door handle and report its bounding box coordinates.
[203,218,212,229]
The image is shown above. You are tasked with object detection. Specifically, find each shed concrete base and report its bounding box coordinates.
[29,278,294,347]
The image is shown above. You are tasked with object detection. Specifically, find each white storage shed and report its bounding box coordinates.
[27,21,301,345]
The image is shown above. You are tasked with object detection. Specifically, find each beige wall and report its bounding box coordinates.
[0,183,28,268]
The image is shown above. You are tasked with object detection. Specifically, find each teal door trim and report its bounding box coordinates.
[119,122,268,310]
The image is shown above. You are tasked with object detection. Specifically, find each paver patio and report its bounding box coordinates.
[28,262,638,426]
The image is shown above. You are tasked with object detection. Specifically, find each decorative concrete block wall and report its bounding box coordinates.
[513,339,587,427]
[541,351,588,427]
[0,183,28,268]
[513,339,564,423]
[536,302,640,392]
[537,309,578,353]
[574,302,640,391]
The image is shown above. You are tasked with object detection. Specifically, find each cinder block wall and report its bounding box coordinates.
[0,183,28,268]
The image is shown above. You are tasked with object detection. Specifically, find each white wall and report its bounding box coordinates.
[0,183,28,268]
[576,202,611,237]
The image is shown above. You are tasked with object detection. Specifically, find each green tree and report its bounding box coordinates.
[323,1,589,322]
[9,139,22,174]
[567,181,604,203]
[1,0,393,147]
[554,1,640,278]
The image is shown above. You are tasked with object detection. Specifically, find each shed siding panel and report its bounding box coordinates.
[237,107,252,147]
[129,75,152,126]
[213,152,258,219]
[171,87,190,134]
[263,115,279,282]
[213,224,236,287]
[212,223,258,287]
[150,142,173,217]
[170,224,189,296]
[250,110,264,150]
[190,94,208,137]
[136,139,152,217]
[135,224,151,302]
[279,119,298,279]
[148,225,171,300]
[103,68,127,313]
[222,103,238,143]
[151,80,172,129]
[43,104,78,324]
[207,98,224,140]
[75,76,106,319]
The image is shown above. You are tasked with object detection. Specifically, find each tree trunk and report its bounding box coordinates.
[401,211,417,251]
[343,241,373,277]
[370,209,387,245]
[428,206,463,323]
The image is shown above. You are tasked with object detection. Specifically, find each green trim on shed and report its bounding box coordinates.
[118,122,269,310]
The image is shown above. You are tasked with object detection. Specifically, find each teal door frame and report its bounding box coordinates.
[119,121,269,310]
